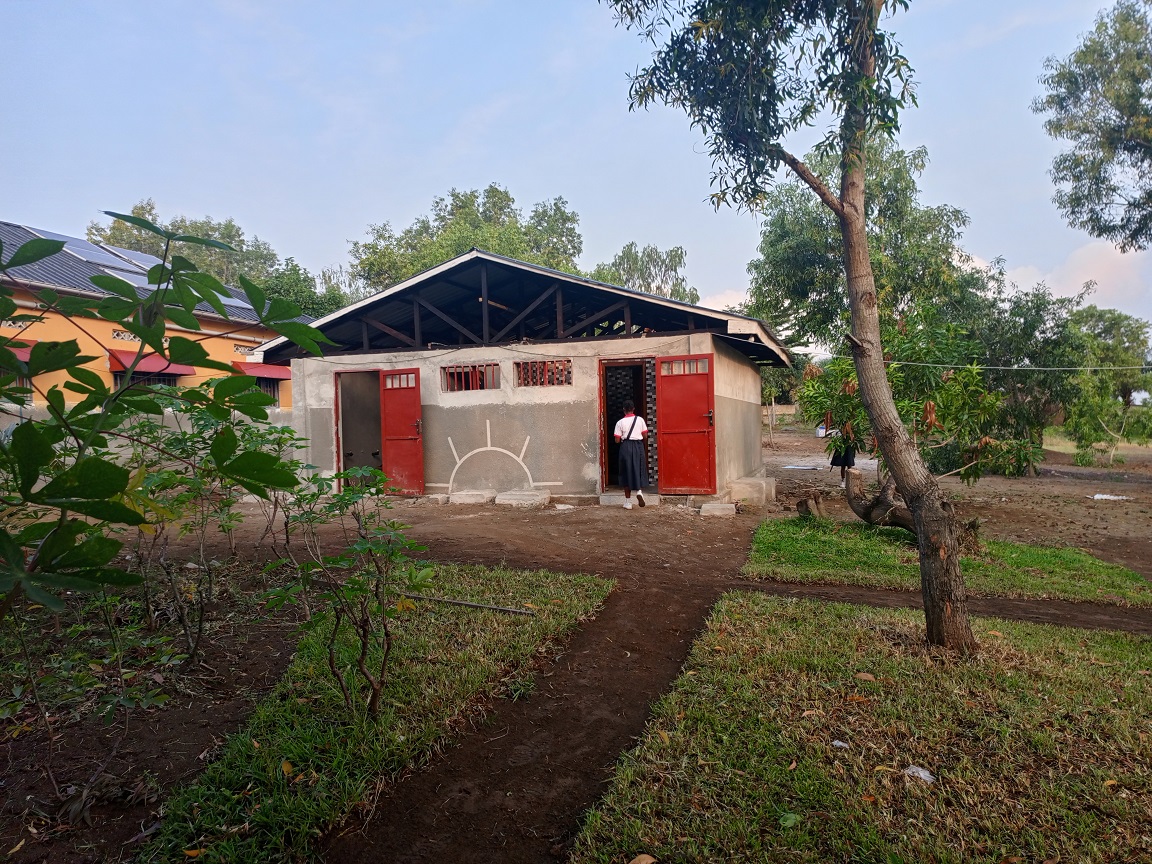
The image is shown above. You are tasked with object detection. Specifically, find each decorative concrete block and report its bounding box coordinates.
[729,477,777,505]
[699,502,737,517]
[598,492,661,507]
[449,489,497,505]
[495,490,551,508]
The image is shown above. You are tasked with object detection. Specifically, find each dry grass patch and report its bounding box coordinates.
[571,593,1152,864]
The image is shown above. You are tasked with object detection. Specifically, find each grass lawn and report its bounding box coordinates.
[742,517,1152,606]
[143,564,612,862]
[571,593,1152,864]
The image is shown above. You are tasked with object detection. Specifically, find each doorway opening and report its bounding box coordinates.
[600,359,658,490]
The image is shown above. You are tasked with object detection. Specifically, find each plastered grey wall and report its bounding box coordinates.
[291,335,695,495]
[710,337,766,489]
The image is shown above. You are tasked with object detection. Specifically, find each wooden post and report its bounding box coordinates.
[412,298,421,347]
[481,261,490,345]
[556,286,564,338]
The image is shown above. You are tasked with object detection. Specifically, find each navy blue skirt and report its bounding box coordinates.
[619,439,649,490]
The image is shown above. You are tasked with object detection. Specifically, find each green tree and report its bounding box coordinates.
[609,0,977,650]
[264,258,346,319]
[1033,0,1152,251]
[87,198,280,285]
[1064,305,1152,463]
[351,184,583,290]
[590,241,701,303]
[747,140,973,347]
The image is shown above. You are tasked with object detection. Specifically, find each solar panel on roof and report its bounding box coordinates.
[100,267,150,289]
[102,244,164,269]
[30,228,150,273]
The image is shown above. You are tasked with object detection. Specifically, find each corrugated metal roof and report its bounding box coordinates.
[0,220,313,327]
[260,248,791,367]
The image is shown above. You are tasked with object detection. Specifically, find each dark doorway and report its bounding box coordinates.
[337,371,383,479]
[601,360,656,489]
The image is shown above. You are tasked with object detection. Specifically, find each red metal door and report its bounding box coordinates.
[656,354,716,494]
[380,369,424,495]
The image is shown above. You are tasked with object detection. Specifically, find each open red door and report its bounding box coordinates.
[380,369,424,495]
[656,354,716,494]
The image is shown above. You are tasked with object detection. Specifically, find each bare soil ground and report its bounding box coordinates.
[6,427,1151,863]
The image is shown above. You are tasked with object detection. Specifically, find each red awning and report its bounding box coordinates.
[233,361,292,380]
[6,339,37,362]
[108,349,195,376]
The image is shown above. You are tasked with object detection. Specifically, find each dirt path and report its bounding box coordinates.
[325,495,1152,864]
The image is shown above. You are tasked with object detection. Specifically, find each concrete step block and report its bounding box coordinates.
[449,489,497,505]
[699,502,737,517]
[495,490,551,508]
[599,491,661,507]
[729,477,777,505]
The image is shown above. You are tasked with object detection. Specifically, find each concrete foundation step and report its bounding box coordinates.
[495,490,551,508]
[599,491,661,507]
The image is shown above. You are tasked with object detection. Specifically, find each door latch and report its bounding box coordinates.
[413,418,422,435]
[706,409,714,426]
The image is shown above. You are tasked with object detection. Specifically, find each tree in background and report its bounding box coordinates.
[1033,0,1152,251]
[589,241,701,303]
[263,258,346,319]
[955,269,1090,457]
[351,184,584,290]
[747,140,973,348]
[1065,305,1152,463]
[608,0,977,650]
[88,199,279,285]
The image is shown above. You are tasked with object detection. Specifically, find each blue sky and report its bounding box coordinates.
[4,0,1149,325]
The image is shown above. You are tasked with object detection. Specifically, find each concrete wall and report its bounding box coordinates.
[710,337,767,491]
[291,333,769,497]
[293,335,698,496]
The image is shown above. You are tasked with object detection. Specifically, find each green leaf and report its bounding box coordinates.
[119,321,167,354]
[51,534,122,569]
[26,341,98,376]
[59,499,148,525]
[170,254,198,272]
[179,272,229,318]
[266,297,301,322]
[173,234,237,252]
[213,375,257,400]
[4,238,66,269]
[167,336,235,373]
[8,421,53,497]
[89,273,141,301]
[97,295,139,322]
[166,307,202,331]
[224,450,299,491]
[22,580,66,611]
[210,427,240,466]
[104,210,176,239]
[147,262,172,286]
[39,457,130,501]
[272,321,334,356]
[238,274,266,314]
[0,346,28,376]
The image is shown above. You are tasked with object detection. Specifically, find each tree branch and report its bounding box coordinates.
[781,151,845,219]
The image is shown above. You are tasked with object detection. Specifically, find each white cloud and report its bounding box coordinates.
[1006,241,1152,321]
[697,288,749,312]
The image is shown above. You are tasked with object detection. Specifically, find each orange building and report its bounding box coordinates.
[0,221,294,411]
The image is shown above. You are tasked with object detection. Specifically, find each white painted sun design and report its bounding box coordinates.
[426,419,563,493]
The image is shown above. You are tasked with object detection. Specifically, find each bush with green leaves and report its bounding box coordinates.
[267,466,433,721]
[798,307,1041,481]
[0,211,330,621]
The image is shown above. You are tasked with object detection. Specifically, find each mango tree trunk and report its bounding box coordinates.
[837,154,978,653]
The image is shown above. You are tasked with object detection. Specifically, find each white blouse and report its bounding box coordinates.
[614,414,648,440]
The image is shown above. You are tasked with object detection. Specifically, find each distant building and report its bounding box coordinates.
[0,220,296,410]
[261,249,790,502]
